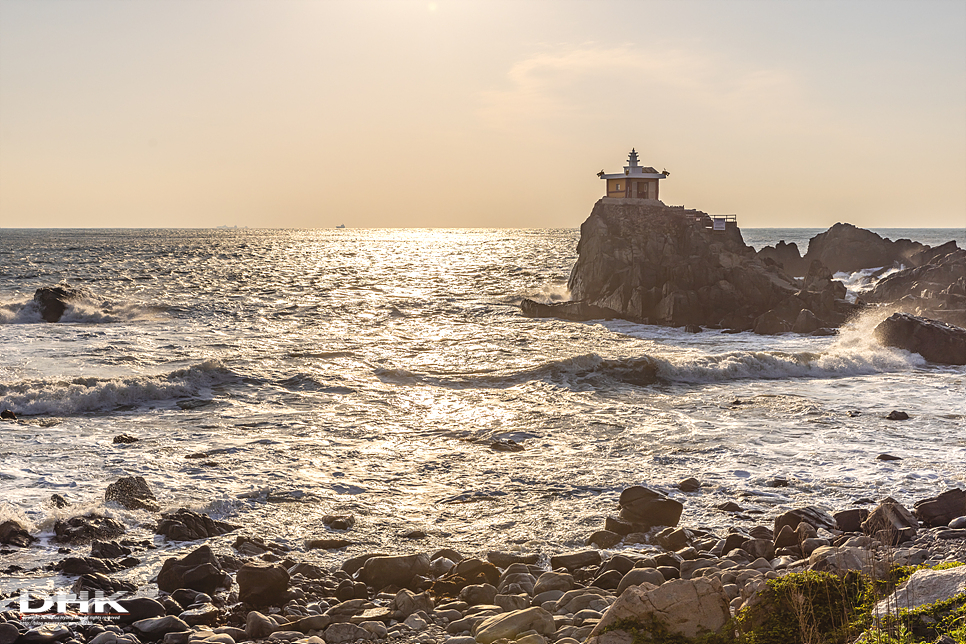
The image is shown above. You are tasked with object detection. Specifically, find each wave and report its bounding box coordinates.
[0,292,162,325]
[0,361,238,416]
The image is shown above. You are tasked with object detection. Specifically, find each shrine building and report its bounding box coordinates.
[598,149,668,200]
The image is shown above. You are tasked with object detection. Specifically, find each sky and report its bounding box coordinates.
[1,0,964,230]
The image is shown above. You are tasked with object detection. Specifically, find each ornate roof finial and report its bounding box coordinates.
[627,148,640,167]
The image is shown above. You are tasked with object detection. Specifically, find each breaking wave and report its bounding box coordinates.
[0,293,161,324]
[0,361,238,416]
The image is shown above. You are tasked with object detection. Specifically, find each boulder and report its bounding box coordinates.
[533,571,574,595]
[867,245,966,326]
[619,486,683,529]
[324,623,373,644]
[322,514,355,530]
[550,550,602,572]
[586,530,622,548]
[156,509,238,541]
[587,577,731,643]
[131,616,190,638]
[33,285,89,323]
[116,598,166,623]
[802,223,924,274]
[245,611,276,639]
[861,498,918,541]
[236,561,289,606]
[874,313,966,365]
[105,476,161,512]
[520,299,620,322]
[774,506,837,535]
[617,568,665,595]
[91,540,132,558]
[473,607,556,644]
[914,489,966,528]
[156,545,230,594]
[359,553,430,591]
[833,508,870,533]
[54,514,125,544]
[874,565,966,617]
[389,589,433,619]
[0,519,34,547]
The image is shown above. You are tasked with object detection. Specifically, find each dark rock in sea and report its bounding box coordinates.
[54,514,125,544]
[586,530,622,548]
[237,561,289,606]
[520,299,620,322]
[487,551,539,567]
[0,519,34,547]
[619,486,684,528]
[874,313,966,365]
[90,540,132,559]
[402,529,427,539]
[322,513,355,530]
[684,324,703,333]
[0,623,20,644]
[876,453,902,461]
[867,244,965,327]
[802,223,925,274]
[156,545,230,594]
[33,285,89,323]
[49,493,69,508]
[156,508,238,541]
[914,489,966,528]
[753,260,857,335]
[765,477,789,488]
[774,506,837,534]
[105,476,161,512]
[716,502,743,513]
[72,572,137,595]
[112,434,139,444]
[677,477,701,493]
[54,555,137,575]
[886,410,910,421]
[306,537,354,550]
[489,438,524,452]
[359,553,430,591]
[833,508,870,533]
[0,409,16,420]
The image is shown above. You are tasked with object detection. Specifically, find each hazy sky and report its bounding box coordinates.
[1,0,964,229]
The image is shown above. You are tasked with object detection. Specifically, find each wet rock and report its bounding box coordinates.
[886,410,910,421]
[321,514,355,530]
[0,409,16,420]
[950,516,966,529]
[33,285,88,323]
[0,519,34,547]
[244,611,276,639]
[359,553,430,591]
[618,486,684,529]
[716,502,743,512]
[156,545,230,594]
[116,597,166,623]
[914,489,966,528]
[487,551,539,567]
[324,623,373,643]
[50,494,70,508]
[459,583,498,606]
[677,478,701,493]
[21,625,72,644]
[874,313,966,365]
[105,476,161,512]
[588,577,731,643]
[792,309,824,334]
[71,572,136,595]
[490,439,524,452]
[0,623,20,644]
[113,434,139,444]
[585,530,621,548]
[179,603,219,626]
[861,497,918,539]
[156,509,238,542]
[520,299,620,322]
[55,555,126,575]
[90,540,132,559]
[237,561,289,606]
[876,453,903,461]
[54,514,125,544]
[757,240,808,277]
[802,223,924,274]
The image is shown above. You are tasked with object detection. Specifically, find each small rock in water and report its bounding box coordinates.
[677,478,701,493]
[886,410,910,420]
[402,529,427,539]
[306,538,353,550]
[490,438,524,452]
[684,324,702,333]
[876,453,902,461]
[0,409,16,420]
[949,516,966,529]
[113,434,139,444]
[50,493,70,508]
[716,502,743,512]
[104,475,161,512]
[764,477,789,488]
[0,519,35,547]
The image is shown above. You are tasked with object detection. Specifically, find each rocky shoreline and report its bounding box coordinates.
[3,475,966,644]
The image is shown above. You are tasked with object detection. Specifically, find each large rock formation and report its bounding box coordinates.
[523,200,856,332]
[757,240,808,277]
[867,245,965,327]
[873,313,966,365]
[33,285,89,323]
[801,223,925,274]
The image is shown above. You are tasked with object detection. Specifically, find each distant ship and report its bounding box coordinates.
[336,224,346,229]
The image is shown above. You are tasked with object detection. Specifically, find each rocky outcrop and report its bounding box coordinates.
[867,246,966,326]
[0,519,34,547]
[156,545,231,594]
[105,476,161,512]
[156,508,238,541]
[802,223,925,274]
[873,313,966,365]
[33,285,89,323]
[757,240,808,277]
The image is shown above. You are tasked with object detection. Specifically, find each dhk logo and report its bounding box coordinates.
[0,591,129,615]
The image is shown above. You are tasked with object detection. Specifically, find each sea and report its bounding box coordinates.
[1,226,964,594]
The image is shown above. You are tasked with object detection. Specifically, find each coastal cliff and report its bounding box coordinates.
[524,199,857,332]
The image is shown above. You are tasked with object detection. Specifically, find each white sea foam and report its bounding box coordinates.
[0,294,161,325]
[0,360,235,415]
